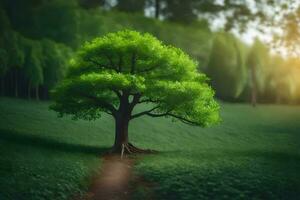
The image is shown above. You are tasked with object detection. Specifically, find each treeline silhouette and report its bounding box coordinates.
[0,0,299,103]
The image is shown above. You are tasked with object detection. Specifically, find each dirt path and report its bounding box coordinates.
[84,155,134,200]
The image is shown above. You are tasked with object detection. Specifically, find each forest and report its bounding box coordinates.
[1,0,299,104]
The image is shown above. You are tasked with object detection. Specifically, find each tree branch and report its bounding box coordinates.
[130,105,161,119]
[113,89,122,99]
[106,55,118,72]
[82,94,117,116]
[102,110,113,116]
[128,93,141,110]
[87,58,101,66]
[138,98,160,104]
[164,113,201,126]
[87,58,118,72]
[131,107,201,126]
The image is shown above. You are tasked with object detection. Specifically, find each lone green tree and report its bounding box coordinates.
[51,30,220,153]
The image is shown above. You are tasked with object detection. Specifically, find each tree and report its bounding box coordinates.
[162,0,198,23]
[51,30,220,153]
[246,39,270,107]
[31,0,81,48]
[207,32,247,101]
[3,31,25,97]
[40,39,71,99]
[154,0,160,19]
[0,7,10,96]
[116,0,146,13]
[23,39,44,100]
[0,48,8,95]
[79,0,105,9]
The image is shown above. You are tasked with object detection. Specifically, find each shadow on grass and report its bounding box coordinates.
[159,149,300,162]
[0,128,109,156]
[142,165,300,200]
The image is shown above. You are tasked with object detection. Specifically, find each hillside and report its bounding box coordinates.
[0,98,300,199]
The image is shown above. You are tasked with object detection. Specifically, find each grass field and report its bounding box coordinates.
[0,97,300,199]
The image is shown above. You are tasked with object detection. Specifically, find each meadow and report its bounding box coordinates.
[0,97,300,199]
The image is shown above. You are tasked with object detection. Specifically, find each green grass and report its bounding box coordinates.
[132,104,300,200]
[0,98,115,200]
[0,97,300,199]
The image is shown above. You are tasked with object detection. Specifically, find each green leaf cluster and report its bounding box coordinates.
[51,30,220,126]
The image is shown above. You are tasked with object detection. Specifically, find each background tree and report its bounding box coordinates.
[206,32,247,101]
[0,48,8,95]
[246,39,270,106]
[40,40,71,99]
[3,31,25,97]
[51,30,220,153]
[271,57,300,104]
[116,0,146,13]
[162,0,197,23]
[23,39,44,100]
[79,0,105,9]
[0,0,299,104]
[154,0,161,19]
[0,7,11,96]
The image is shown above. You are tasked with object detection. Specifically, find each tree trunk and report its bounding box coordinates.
[155,0,160,19]
[250,65,257,107]
[113,115,129,153]
[15,70,18,98]
[35,86,39,101]
[110,94,155,155]
[43,86,48,100]
[0,77,4,96]
[28,81,31,99]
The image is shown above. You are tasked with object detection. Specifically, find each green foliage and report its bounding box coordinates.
[2,31,25,69]
[79,0,105,9]
[116,0,146,13]
[0,4,73,97]
[51,30,220,126]
[23,39,44,87]
[73,10,212,69]
[0,0,298,104]
[245,39,270,96]
[0,6,10,32]
[162,0,199,23]
[0,48,8,76]
[207,32,247,100]
[31,0,80,47]
[270,57,300,103]
[41,39,72,88]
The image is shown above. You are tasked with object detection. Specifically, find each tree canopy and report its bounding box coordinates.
[51,30,220,152]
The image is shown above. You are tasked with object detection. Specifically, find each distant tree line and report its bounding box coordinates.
[0,0,299,104]
[0,0,213,100]
[207,33,300,105]
[0,3,72,100]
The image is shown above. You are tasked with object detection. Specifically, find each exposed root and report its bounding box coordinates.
[109,143,157,157]
[127,143,157,154]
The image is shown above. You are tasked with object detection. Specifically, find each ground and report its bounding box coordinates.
[0,97,299,199]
